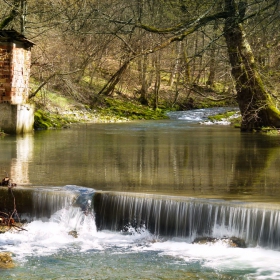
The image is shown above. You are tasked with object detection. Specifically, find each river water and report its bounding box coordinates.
[1,108,280,279]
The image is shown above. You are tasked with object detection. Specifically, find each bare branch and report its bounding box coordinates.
[29,69,82,99]
[187,85,232,102]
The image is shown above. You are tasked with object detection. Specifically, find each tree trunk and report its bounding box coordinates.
[0,0,27,31]
[153,52,161,110]
[224,0,280,131]
[169,41,182,87]
[138,54,149,105]
[97,59,130,96]
[206,20,219,87]
[0,6,18,29]
[182,40,191,85]
[20,0,27,35]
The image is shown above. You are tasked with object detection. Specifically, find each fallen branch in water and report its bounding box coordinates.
[0,176,17,187]
[0,174,27,232]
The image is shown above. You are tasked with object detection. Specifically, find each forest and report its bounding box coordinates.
[0,0,280,130]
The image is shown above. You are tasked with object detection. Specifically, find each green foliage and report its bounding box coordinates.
[99,97,169,120]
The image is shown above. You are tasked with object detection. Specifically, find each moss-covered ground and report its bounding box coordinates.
[207,110,241,127]
[32,88,170,130]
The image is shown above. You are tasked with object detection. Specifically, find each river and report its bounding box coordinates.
[1,108,280,279]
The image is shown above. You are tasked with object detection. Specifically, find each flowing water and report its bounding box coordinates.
[1,108,280,279]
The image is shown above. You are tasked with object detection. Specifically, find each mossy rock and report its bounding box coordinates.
[207,110,241,126]
[0,252,15,269]
[208,111,237,121]
[68,230,78,238]
[257,127,280,135]
[192,236,246,248]
[34,109,72,130]
[0,223,25,234]
[34,110,53,129]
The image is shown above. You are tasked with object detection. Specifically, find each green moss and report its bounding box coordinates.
[258,127,280,136]
[207,110,241,127]
[34,109,72,130]
[97,97,169,120]
[34,110,51,129]
[208,111,237,122]
[233,123,241,128]
[212,82,226,93]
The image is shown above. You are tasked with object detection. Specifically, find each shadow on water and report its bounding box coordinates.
[229,133,280,198]
[1,110,280,201]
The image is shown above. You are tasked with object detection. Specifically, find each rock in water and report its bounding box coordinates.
[192,236,247,248]
[192,237,217,245]
[68,230,78,238]
[228,236,246,248]
[0,252,15,269]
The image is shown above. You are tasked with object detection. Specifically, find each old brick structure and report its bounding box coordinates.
[0,30,34,134]
[0,30,34,104]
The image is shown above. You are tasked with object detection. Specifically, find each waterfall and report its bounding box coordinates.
[94,192,280,249]
[31,186,95,220]
[0,185,95,222]
[2,186,280,249]
[31,189,76,220]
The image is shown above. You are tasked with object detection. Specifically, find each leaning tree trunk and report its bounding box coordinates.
[138,54,150,105]
[224,0,280,131]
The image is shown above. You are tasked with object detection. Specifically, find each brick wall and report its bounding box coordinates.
[0,44,11,103]
[0,42,31,105]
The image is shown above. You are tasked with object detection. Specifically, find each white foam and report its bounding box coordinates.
[1,207,280,279]
[0,207,152,258]
[140,240,280,279]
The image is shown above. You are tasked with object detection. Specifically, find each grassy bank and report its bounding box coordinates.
[1,87,239,132]
[32,89,169,130]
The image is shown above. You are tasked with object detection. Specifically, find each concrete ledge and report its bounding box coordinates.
[0,103,34,134]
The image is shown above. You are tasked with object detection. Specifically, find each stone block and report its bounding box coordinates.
[0,103,34,134]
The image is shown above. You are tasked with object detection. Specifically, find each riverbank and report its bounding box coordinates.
[32,91,169,130]
[30,80,238,130]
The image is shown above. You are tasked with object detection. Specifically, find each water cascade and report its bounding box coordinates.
[94,192,280,249]
[2,186,280,251]
[2,188,280,279]
[0,185,93,221]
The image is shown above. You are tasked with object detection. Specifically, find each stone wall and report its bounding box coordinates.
[0,103,34,134]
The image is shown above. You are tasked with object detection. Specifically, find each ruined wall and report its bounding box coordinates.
[0,42,31,104]
[0,43,11,103]
[11,42,32,104]
[0,39,34,133]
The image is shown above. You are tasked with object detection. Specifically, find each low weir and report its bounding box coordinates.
[0,186,78,221]
[94,192,280,249]
[1,186,280,249]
